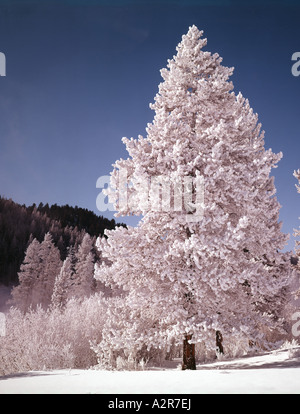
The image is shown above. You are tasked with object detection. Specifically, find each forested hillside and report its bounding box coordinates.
[0,196,124,285]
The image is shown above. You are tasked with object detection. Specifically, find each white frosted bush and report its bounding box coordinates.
[0,293,107,376]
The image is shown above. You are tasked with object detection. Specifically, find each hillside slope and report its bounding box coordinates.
[0,197,124,284]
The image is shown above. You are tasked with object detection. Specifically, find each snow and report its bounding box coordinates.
[1,347,300,394]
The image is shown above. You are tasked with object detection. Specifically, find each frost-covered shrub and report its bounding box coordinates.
[194,342,217,363]
[0,293,107,376]
[0,306,74,375]
[90,295,172,370]
[115,355,148,371]
[92,340,166,371]
[58,295,104,368]
[194,333,252,364]
[277,339,300,359]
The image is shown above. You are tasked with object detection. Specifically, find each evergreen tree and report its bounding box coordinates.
[57,235,96,302]
[0,196,124,285]
[95,26,290,369]
[38,232,62,308]
[11,238,42,312]
[73,234,96,298]
[51,256,73,308]
[12,233,62,311]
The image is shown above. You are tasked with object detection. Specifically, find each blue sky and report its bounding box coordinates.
[0,0,299,252]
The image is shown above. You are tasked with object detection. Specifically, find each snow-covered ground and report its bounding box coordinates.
[1,346,300,394]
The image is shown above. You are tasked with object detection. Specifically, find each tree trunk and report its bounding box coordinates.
[216,330,224,355]
[182,334,196,370]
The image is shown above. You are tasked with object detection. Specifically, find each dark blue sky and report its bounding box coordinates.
[0,0,299,252]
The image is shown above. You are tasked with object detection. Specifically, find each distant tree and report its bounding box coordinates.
[11,233,61,311]
[11,238,42,312]
[73,234,96,298]
[51,255,73,309]
[52,234,96,305]
[38,232,62,308]
[0,196,122,285]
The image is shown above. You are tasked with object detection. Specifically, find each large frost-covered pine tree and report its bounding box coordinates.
[95,25,290,369]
